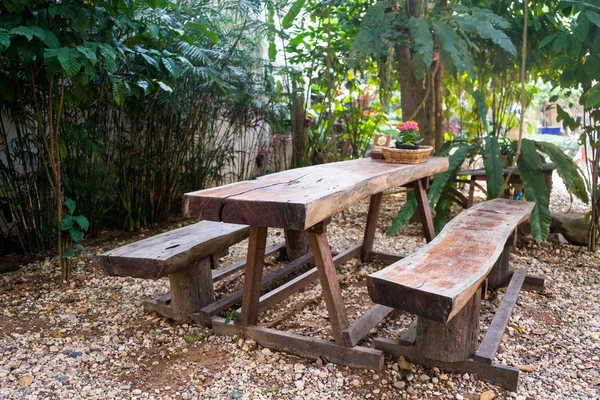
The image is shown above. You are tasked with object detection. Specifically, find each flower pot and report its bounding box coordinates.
[382,145,433,164]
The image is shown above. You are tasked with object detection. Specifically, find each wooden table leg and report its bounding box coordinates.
[413,178,436,243]
[361,192,383,261]
[240,226,268,326]
[468,177,476,208]
[308,225,349,346]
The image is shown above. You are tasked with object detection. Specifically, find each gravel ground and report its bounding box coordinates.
[0,183,599,400]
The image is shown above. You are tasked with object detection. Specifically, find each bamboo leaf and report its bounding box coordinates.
[483,136,503,199]
[282,0,306,29]
[386,191,418,236]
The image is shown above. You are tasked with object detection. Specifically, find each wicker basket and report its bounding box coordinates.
[382,146,433,164]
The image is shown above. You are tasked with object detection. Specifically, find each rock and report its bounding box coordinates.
[456,394,465,400]
[70,351,83,358]
[418,374,430,382]
[547,233,569,245]
[439,374,448,381]
[294,380,304,390]
[406,386,415,395]
[19,375,33,388]
[393,381,406,389]
[551,212,589,245]
[519,364,536,373]
[480,390,496,400]
[261,348,273,356]
[350,379,361,387]
[398,358,412,370]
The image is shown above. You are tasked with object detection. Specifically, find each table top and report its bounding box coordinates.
[458,162,555,177]
[183,157,449,230]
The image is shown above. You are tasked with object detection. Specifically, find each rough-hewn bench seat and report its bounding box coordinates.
[101,221,250,321]
[367,199,544,391]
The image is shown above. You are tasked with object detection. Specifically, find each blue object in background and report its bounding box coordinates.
[539,126,561,135]
[513,190,523,201]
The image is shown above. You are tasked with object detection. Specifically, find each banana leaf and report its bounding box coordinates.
[483,136,503,199]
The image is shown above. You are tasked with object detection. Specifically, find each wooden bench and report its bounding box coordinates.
[101,221,253,322]
[367,199,545,391]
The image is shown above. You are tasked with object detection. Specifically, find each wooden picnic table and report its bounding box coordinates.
[458,163,555,208]
[183,156,449,369]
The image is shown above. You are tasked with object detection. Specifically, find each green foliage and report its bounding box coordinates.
[60,199,89,258]
[483,136,503,199]
[398,130,422,147]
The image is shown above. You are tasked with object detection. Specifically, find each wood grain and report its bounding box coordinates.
[183,157,449,230]
[367,199,534,323]
[101,221,249,279]
[361,193,383,261]
[239,226,268,326]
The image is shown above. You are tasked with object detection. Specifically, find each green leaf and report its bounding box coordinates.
[472,90,489,133]
[57,48,82,77]
[76,45,97,65]
[63,247,75,258]
[534,141,589,204]
[99,44,117,73]
[408,17,433,66]
[60,216,74,231]
[387,191,418,236]
[586,10,600,27]
[0,29,11,50]
[428,144,475,206]
[183,334,203,342]
[74,215,89,231]
[483,136,503,199]
[41,30,59,48]
[433,20,475,77]
[282,0,306,29]
[69,226,85,243]
[74,243,87,255]
[10,26,34,41]
[65,198,76,214]
[518,140,551,242]
[585,89,600,108]
[537,32,559,49]
[552,33,569,53]
[140,53,159,69]
[185,22,219,44]
[112,81,126,106]
[157,81,173,93]
[162,58,181,79]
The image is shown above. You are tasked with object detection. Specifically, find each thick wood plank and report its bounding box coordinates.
[342,304,393,347]
[284,230,311,261]
[240,227,268,326]
[361,193,383,261]
[413,178,436,243]
[253,243,363,313]
[167,258,214,321]
[183,157,449,230]
[101,221,249,279]
[196,250,314,320]
[397,320,417,346]
[374,338,519,391]
[309,231,350,345]
[368,199,534,323]
[212,243,285,283]
[212,317,384,370]
[474,269,526,364]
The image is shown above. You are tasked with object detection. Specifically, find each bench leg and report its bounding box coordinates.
[487,232,517,289]
[144,257,214,322]
[239,226,269,326]
[284,229,311,261]
[416,288,481,362]
[413,178,436,243]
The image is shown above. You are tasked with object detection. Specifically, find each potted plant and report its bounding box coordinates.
[395,121,423,149]
[382,120,433,164]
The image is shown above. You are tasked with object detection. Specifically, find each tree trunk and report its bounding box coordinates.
[291,93,307,169]
[434,60,445,153]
